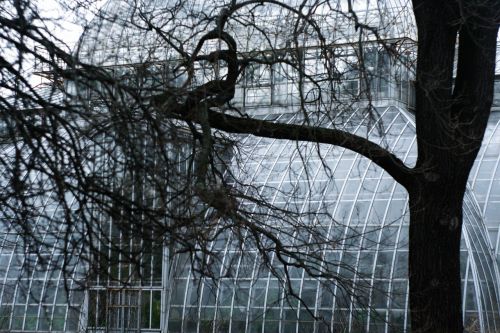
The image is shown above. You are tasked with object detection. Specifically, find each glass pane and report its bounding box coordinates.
[141,291,151,328]
[151,291,161,328]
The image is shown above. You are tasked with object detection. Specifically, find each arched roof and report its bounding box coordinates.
[76,0,417,67]
[166,106,500,333]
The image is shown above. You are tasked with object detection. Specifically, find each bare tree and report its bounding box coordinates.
[0,0,499,332]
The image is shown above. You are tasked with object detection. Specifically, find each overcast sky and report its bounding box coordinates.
[37,0,106,50]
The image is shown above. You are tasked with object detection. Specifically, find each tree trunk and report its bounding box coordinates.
[408,181,465,333]
[409,1,499,331]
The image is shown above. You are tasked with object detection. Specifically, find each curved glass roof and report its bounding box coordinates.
[166,106,500,333]
[76,0,417,67]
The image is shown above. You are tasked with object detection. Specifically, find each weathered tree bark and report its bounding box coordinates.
[408,180,466,333]
[409,1,499,331]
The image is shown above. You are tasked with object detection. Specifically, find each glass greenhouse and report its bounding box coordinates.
[0,0,499,332]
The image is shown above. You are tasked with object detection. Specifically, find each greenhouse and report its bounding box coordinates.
[0,0,499,332]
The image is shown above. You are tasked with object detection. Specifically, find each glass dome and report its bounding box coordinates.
[76,0,417,68]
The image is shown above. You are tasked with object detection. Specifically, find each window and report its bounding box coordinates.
[87,289,162,332]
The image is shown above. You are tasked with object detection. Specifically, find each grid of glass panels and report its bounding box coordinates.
[87,288,162,331]
[0,144,86,332]
[0,106,498,332]
[0,113,191,332]
[83,127,192,332]
[166,106,500,333]
[0,129,171,332]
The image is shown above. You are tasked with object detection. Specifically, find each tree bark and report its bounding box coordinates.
[408,180,465,333]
